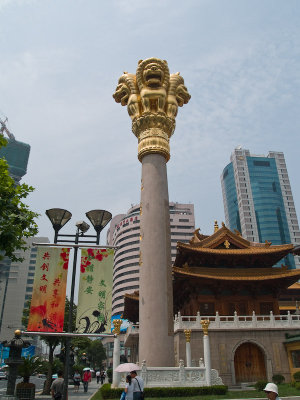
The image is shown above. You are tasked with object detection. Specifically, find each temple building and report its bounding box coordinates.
[123,222,300,385]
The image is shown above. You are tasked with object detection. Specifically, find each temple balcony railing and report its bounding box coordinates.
[173,311,300,331]
[124,311,300,345]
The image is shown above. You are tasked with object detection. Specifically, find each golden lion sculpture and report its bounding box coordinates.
[113,58,190,121]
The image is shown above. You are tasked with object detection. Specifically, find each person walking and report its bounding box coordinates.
[96,370,100,384]
[51,370,64,400]
[82,369,92,393]
[264,383,281,400]
[73,370,81,392]
[125,375,134,400]
[100,370,105,385]
[130,371,144,400]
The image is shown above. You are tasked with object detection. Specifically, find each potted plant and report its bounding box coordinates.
[16,356,43,399]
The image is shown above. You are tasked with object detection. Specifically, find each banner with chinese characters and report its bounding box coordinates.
[27,247,70,332]
[76,248,114,334]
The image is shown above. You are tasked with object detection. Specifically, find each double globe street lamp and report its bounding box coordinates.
[45,208,112,400]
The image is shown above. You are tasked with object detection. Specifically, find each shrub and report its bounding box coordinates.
[107,369,113,384]
[294,371,300,382]
[255,380,268,391]
[295,382,300,390]
[272,374,285,385]
[100,383,228,399]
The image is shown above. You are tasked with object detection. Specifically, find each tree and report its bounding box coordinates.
[85,340,106,370]
[18,356,43,384]
[0,136,39,262]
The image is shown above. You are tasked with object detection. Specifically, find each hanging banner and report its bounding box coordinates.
[76,248,114,334]
[27,247,70,332]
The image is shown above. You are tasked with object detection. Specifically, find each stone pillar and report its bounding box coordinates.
[184,329,192,367]
[112,320,122,388]
[113,58,190,367]
[201,319,211,386]
[139,151,173,366]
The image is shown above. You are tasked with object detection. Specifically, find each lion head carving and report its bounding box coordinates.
[113,73,140,120]
[113,73,138,105]
[176,84,191,107]
[136,58,170,92]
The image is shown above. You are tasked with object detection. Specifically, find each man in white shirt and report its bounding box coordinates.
[130,370,144,400]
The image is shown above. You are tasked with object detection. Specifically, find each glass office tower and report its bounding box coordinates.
[221,148,300,268]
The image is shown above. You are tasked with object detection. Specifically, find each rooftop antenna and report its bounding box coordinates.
[0,117,15,140]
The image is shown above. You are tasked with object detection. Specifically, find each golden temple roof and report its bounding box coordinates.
[175,224,295,268]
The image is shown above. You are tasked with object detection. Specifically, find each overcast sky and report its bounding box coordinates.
[1,0,300,245]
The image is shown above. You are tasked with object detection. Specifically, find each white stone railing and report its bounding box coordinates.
[117,360,223,388]
[124,312,300,339]
[174,311,300,330]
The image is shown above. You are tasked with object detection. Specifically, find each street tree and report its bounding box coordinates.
[86,340,106,370]
[0,136,38,262]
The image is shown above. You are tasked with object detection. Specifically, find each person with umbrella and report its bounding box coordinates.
[82,368,92,392]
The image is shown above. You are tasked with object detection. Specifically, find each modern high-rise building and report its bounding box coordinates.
[107,202,195,316]
[0,137,30,183]
[221,147,300,268]
[0,237,49,340]
[0,130,44,341]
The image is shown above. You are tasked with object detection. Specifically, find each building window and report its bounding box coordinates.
[253,160,270,167]
[291,350,300,368]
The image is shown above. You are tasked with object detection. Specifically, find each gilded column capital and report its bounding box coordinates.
[113,319,122,335]
[184,329,192,343]
[201,319,210,335]
[113,58,190,162]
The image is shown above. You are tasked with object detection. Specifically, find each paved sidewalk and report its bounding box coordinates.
[36,378,102,400]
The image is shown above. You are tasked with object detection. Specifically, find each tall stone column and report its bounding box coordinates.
[113,58,190,367]
[112,320,122,388]
[201,319,211,386]
[184,329,192,367]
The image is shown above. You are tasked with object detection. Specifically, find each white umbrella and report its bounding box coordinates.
[83,367,91,371]
[114,363,140,372]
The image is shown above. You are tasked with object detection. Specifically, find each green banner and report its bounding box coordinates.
[76,248,114,334]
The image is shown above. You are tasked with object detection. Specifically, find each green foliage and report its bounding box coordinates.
[254,381,268,391]
[294,371,300,382]
[295,382,300,390]
[0,137,39,262]
[294,372,300,382]
[18,357,43,383]
[272,374,285,385]
[86,340,106,369]
[106,369,112,383]
[100,383,228,399]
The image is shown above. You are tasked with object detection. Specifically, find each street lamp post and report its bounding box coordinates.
[46,208,112,400]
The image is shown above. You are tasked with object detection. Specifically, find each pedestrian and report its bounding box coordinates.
[96,370,100,384]
[51,370,64,400]
[130,370,144,400]
[73,370,81,392]
[82,368,92,393]
[264,383,281,400]
[100,370,105,385]
[125,374,134,400]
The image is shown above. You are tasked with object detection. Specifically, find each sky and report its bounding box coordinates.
[1,0,300,246]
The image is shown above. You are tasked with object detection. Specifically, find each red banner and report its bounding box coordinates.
[27,247,70,332]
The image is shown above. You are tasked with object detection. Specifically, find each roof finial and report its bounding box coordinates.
[214,220,219,233]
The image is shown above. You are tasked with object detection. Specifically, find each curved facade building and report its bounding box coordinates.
[107,203,195,317]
